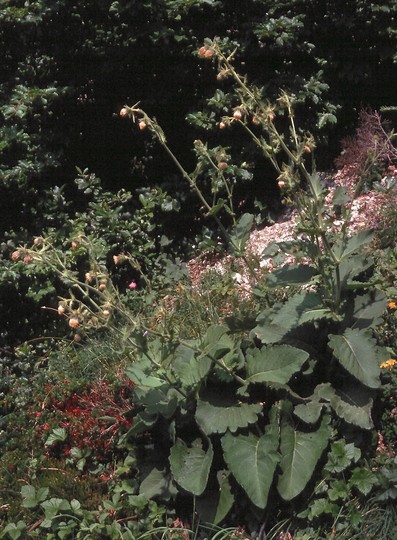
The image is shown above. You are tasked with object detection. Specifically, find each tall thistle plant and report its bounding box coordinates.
[23,40,393,530]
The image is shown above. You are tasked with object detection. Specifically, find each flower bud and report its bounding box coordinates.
[58,305,66,315]
[11,250,20,262]
[233,109,243,120]
[119,107,129,117]
[138,120,147,131]
[68,317,79,329]
[198,46,207,57]
[33,236,44,247]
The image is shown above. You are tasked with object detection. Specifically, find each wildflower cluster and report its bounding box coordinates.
[34,380,134,463]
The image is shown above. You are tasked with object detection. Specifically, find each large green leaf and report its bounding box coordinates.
[169,438,213,496]
[339,254,373,286]
[332,230,375,261]
[213,471,234,524]
[277,413,331,501]
[252,321,288,344]
[352,289,387,330]
[229,213,254,254]
[245,345,309,386]
[172,341,212,387]
[271,292,329,328]
[196,470,234,525]
[328,329,382,388]
[315,383,374,429]
[201,325,234,360]
[139,467,178,501]
[293,401,324,424]
[266,264,318,288]
[195,398,262,434]
[221,424,280,508]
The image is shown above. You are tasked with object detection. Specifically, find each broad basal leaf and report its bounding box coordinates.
[293,401,323,424]
[328,329,382,388]
[315,383,374,429]
[196,470,234,525]
[201,325,234,360]
[352,289,387,330]
[271,292,330,329]
[139,467,178,501]
[245,345,309,386]
[195,398,262,434]
[169,438,213,496]
[172,342,212,387]
[221,425,280,509]
[252,321,288,344]
[266,264,318,288]
[277,414,331,501]
[332,229,375,261]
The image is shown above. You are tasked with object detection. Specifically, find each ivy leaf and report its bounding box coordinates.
[245,345,309,386]
[21,485,49,509]
[221,422,280,508]
[169,438,213,496]
[40,498,71,519]
[45,427,67,447]
[277,413,331,501]
[1,521,27,540]
[328,329,382,388]
[307,498,339,519]
[350,467,378,495]
[324,440,361,474]
[195,398,262,434]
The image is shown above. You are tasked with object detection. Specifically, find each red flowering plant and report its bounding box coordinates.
[33,377,134,468]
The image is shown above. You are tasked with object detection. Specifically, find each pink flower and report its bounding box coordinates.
[11,250,20,261]
[128,281,137,289]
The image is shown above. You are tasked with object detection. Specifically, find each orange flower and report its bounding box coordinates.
[380,359,397,370]
[388,301,396,309]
